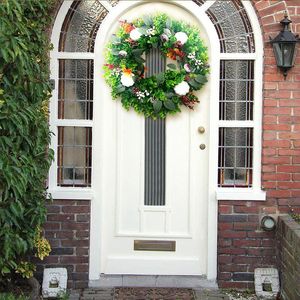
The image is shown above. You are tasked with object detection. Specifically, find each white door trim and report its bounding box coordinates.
[90,0,220,281]
[48,0,264,283]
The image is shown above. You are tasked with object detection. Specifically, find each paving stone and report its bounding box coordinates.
[69,294,80,300]
[194,289,229,300]
[80,288,114,300]
[69,290,81,300]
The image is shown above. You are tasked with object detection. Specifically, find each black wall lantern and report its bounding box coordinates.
[270,14,299,79]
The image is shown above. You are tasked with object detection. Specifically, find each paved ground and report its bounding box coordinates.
[70,288,229,300]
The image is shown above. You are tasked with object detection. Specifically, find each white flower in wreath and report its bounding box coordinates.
[146,26,156,36]
[188,52,196,59]
[175,32,188,45]
[121,73,135,87]
[184,63,191,73]
[130,28,142,41]
[174,81,190,96]
[119,50,127,57]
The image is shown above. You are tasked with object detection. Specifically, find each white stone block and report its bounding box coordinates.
[254,268,279,299]
[42,268,68,298]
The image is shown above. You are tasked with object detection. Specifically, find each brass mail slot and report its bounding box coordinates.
[134,240,176,252]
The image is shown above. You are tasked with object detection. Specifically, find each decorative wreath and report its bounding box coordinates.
[104,14,209,118]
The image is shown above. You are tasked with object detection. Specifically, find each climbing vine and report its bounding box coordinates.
[0,0,55,279]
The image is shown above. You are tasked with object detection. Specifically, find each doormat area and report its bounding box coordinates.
[114,287,195,300]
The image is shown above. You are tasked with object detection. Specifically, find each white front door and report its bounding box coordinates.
[97,2,210,276]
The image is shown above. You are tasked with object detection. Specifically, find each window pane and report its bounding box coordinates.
[59,0,108,52]
[218,128,253,187]
[219,60,254,121]
[57,127,92,187]
[206,0,255,53]
[58,60,94,120]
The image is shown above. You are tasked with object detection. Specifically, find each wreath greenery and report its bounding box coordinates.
[104,14,209,118]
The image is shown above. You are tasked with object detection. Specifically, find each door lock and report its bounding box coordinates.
[199,144,206,150]
[198,126,205,134]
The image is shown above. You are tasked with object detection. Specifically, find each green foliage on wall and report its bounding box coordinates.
[0,0,55,277]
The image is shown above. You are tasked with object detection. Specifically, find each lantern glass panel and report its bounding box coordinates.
[272,43,283,66]
[273,42,297,68]
[282,43,296,67]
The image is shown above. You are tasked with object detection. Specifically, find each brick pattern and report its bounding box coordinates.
[218,199,300,288]
[217,0,300,288]
[253,0,300,198]
[33,200,90,289]
[218,202,277,289]
[277,215,300,300]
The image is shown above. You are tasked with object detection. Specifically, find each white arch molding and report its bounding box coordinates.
[49,0,264,284]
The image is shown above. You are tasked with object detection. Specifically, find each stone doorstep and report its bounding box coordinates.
[89,275,218,289]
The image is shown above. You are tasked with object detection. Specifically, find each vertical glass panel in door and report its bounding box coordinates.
[144,48,166,206]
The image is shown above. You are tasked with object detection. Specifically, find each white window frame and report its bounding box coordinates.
[48,0,95,200]
[215,1,265,201]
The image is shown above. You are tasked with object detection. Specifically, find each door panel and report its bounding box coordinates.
[100,2,210,275]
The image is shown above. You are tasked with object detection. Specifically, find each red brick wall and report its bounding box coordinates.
[33,200,90,289]
[277,215,300,299]
[217,0,300,289]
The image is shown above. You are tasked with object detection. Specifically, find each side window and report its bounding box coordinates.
[218,60,254,188]
[49,0,108,193]
[57,60,94,187]
[204,0,261,191]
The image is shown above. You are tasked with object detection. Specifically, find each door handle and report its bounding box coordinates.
[199,144,206,150]
[198,126,205,134]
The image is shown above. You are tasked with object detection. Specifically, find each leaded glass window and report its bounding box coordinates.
[53,0,115,189]
[193,0,259,189]
[218,128,253,187]
[58,60,94,120]
[57,127,92,187]
[206,0,255,53]
[56,59,94,187]
[59,0,108,52]
[219,60,254,121]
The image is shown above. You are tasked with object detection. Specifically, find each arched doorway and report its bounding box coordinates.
[49,0,263,285]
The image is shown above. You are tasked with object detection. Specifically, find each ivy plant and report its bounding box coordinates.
[0,0,54,278]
